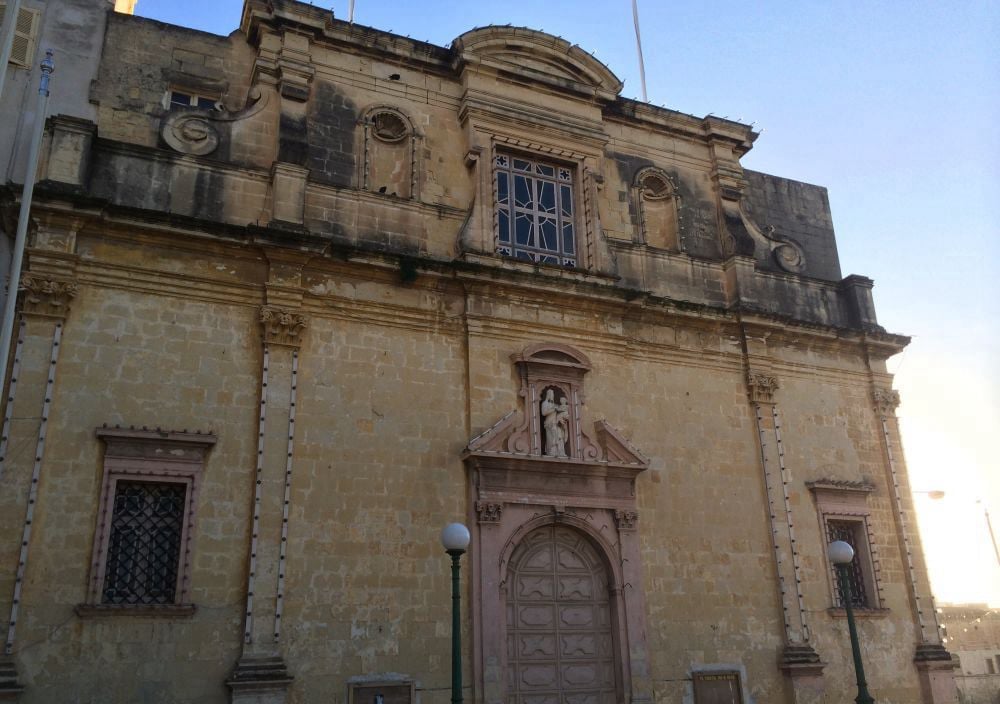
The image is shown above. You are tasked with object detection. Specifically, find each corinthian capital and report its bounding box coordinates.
[747,371,779,405]
[872,388,901,416]
[259,305,308,347]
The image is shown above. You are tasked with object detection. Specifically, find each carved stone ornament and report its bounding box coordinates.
[872,388,901,416]
[19,274,78,318]
[259,305,308,347]
[614,509,638,532]
[466,343,647,466]
[371,111,408,143]
[747,371,780,404]
[475,501,503,523]
[739,200,807,274]
[161,86,269,156]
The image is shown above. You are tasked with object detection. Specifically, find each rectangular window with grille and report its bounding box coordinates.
[102,481,186,605]
[495,152,576,268]
[82,428,216,613]
[0,3,40,69]
[827,519,871,608]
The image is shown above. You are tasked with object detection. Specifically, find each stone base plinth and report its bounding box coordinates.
[227,655,293,704]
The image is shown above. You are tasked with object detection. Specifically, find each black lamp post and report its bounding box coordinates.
[828,540,876,704]
[441,522,470,704]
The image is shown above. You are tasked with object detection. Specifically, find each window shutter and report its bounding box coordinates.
[0,3,40,68]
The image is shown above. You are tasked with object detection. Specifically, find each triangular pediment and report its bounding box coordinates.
[453,27,623,99]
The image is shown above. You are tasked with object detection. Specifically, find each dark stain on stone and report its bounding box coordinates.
[278,112,310,166]
[308,81,357,188]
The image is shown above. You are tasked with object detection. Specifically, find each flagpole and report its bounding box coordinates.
[631,0,648,102]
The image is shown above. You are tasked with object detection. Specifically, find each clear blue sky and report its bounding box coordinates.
[133,0,1000,604]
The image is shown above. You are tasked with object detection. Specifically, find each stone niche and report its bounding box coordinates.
[463,343,653,704]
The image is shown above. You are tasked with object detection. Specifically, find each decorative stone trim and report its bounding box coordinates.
[74,603,197,618]
[475,501,503,523]
[747,371,779,404]
[260,305,307,347]
[913,642,954,663]
[613,509,638,531]
[19,274,77,318]
[873,387,900,416]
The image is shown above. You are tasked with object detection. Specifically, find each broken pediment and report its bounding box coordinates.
[465,343,647,468]
[452,27,623,100]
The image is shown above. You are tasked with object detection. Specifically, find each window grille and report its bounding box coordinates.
[827,520,869,608]
[169,90,217,110]
[495,153,576,268]
[102,481,186,605]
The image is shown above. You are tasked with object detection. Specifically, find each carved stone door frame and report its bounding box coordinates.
[465,453,652,704]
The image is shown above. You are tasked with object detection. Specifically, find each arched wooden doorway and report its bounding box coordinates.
[505,525,618,704]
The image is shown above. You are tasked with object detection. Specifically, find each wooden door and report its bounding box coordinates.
[506,526,618,704]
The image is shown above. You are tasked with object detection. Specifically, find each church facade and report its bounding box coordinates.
[0,1,956,702]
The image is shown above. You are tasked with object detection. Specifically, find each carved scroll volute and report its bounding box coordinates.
[872,388,900,417]
[747,371,779,405]
[259,305,308,348]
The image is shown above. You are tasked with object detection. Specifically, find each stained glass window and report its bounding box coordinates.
[495,153,576,267]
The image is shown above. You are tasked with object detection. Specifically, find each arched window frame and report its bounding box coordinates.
[358,105,420,200]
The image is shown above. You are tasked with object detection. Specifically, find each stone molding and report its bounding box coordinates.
[747,371,779,404]
[227,655,293,703]
[259,305,308,347]
[19,274,78,318]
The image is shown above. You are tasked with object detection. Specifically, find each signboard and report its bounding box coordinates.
[693,671,743,704]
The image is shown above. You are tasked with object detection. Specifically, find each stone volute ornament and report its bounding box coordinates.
[259,305,307,347]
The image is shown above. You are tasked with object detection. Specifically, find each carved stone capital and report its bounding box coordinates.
[19,274,78,318]
[259,305,307,347]
[475,501,503,524]
[614,509,638,532]
[747,372,779,405]
[872,388,900,416]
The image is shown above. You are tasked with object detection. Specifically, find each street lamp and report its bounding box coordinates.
[829,540,876,704]
[441,522,470,704]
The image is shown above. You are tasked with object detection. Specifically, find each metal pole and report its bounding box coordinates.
[981,502,1000,569]
[631,0,648,102]
[838,565,876,704]
[0,49,52,386]
[0,0,23,101]
[448,549,464,704]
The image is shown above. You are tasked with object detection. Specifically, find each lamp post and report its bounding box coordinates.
[829,540,875,704]
[441,522,470,704]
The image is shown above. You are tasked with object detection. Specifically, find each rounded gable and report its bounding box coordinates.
[451,26,623,99]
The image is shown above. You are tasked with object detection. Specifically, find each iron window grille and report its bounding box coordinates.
[102,481,186,605]
[827,519,870,608]
[495,153,576,268]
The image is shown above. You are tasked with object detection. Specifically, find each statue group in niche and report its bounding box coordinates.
[541,389,570,458]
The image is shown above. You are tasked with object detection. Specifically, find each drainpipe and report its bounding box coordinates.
[0,48,52,383]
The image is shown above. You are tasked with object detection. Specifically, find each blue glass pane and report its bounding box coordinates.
[497,172,509,205]
[539,218,557,251]
[514,175,533,209]
[498,209,510,243]
[515,249,534,261]
[539,255,559,265]
[560,185,573,217]
[196,97,216,110]
[513,159,531,172]
[515,213,533,246]
[536,163,555,177]
[537,181,556,214]
[562,223,575,254]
